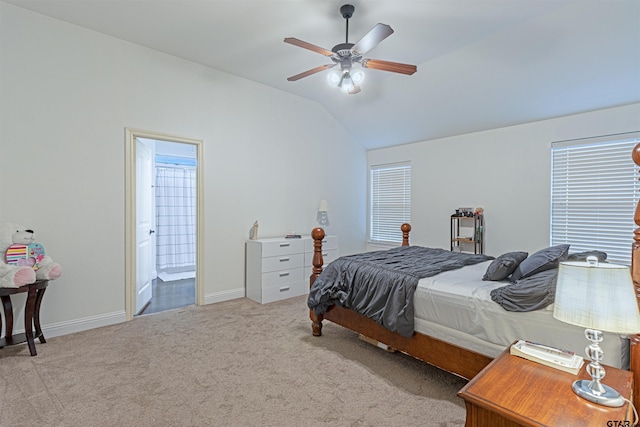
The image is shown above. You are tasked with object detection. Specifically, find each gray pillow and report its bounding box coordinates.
[482,251,528,281]
[491,269,558,312]
[510,244,569,282]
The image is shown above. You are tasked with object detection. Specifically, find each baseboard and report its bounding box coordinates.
[204,287,245,305]
[27,288,243,339]
[42,310,127,339]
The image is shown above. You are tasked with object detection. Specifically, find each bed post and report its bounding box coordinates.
[631,144,640,410]
[401,223,411,246]
[309,227,325,336]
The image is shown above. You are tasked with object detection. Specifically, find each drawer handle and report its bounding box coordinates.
[279,243,290,247]
[279,286,290,292]
[279,272,290,277]
[279,257,290,262]
[322,253,328,257]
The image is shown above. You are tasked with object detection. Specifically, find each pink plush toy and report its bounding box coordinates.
[0,223,62,287]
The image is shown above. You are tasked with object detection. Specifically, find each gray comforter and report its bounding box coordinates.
[307,246,493,337]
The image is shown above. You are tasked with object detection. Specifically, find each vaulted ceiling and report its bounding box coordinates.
[4,0,639,149]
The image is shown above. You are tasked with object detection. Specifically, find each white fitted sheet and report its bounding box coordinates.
[413,261,629,368]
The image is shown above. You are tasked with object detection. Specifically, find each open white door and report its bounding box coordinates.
[135,138,154,313]
[125,128,204,321]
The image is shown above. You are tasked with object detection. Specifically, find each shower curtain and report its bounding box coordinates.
[155,166,196,270]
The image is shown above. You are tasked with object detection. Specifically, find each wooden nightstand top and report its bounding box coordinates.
[458,345,633,427]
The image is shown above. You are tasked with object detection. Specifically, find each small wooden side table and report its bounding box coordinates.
[458,344,633,427]
[0,280,48,356]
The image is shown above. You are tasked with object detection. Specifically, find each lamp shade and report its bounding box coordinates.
[318,200,329,212]
[553,260,640,334]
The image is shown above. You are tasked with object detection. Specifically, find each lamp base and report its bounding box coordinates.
[572,379,625,407]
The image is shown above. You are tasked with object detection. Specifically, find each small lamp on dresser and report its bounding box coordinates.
[553,256,640,407]
[317,200,330,229]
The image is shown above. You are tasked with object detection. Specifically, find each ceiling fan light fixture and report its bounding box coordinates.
[339,70,354,92]
[328,68,362,94]
[348,84,361,95]
[351,69,364,84]
[328,70,341,85]
[339,70,348,85]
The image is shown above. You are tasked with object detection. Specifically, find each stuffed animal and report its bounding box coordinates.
[0,223,63,287]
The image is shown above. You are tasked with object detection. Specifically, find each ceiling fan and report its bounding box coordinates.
[284,4,417,94]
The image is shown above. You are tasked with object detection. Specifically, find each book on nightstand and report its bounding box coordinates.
[510,340,585,375]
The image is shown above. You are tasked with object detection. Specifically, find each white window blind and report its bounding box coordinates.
[551,133,640,265]
[370,162,411,243]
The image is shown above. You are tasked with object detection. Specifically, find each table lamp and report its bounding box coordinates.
[317,200,330,229]
[553,256,640,407]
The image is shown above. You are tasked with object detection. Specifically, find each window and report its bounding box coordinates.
[370,162,411,243]
[551,133,640,265]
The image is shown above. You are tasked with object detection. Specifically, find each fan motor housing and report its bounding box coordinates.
[332,42,354,56]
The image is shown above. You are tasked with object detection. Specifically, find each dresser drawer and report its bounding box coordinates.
[261,239,304,257]
[304,235,338,252]
[262,253,304,273]
[261,267,304,287]
[304,248,338,267]
[261,280,307,304]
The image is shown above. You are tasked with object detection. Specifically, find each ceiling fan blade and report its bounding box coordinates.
[284,38,334,57]
[362,59,417,75]
[287,64,335,82]
[351,23,394,56]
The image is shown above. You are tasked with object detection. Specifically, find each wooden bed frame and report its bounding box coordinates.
[309,144,640,410]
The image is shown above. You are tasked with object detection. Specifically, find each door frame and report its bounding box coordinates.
[125,128,205,321]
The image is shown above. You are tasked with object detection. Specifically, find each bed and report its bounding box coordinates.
[307,149,640,411]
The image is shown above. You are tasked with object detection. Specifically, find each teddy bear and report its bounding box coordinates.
[0,223,63,288]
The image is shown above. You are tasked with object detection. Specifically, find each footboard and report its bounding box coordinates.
[308,224,411,336]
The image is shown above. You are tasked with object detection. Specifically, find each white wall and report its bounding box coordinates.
[0,4,366,335]
[368,103,640,256]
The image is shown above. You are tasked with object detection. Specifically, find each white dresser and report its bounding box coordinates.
[246,235,339,304]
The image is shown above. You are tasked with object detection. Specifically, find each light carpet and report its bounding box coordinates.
[0,295,467,426]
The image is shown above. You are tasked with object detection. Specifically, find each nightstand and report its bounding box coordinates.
[457,345,633,427]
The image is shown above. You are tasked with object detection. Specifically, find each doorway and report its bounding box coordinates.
[125,128,205,321]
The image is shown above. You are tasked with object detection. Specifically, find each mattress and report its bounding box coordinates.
[413,260,629,368]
